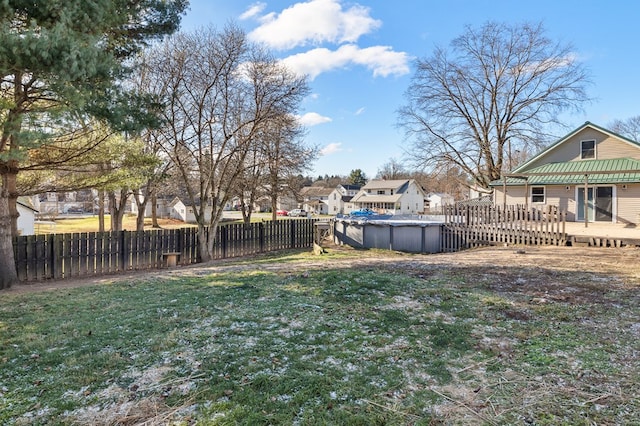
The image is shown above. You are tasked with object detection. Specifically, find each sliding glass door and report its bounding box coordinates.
[577,186,613,222]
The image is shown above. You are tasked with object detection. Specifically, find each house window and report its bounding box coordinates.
[581,140,595,159]
[531,187,545,203]
[377,190,385,195]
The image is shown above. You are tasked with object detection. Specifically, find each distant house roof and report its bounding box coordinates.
[456,195,493,206]
[300,186,333,197]
[17,196,38,212]
[361,179,410,191]
[339,184,361,191]
[491,158,640,186]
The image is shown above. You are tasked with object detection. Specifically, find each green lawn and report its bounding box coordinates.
[1,248,638,425]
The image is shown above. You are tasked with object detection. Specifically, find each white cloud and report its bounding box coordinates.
[355,107,365,116]
[281,44,411,80]
[298,112,332,126]
[240,2,267,20]
[320,142,343,155]
[247,0,381,50]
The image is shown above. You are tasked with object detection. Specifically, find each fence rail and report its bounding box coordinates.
[13,219,317,282]
[441,205,567,252]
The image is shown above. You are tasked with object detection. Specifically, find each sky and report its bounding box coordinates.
[179,0,640,179]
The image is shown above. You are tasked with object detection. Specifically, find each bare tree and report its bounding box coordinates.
[375,159,410,180]
[232,145,266,224]
[262,113,316,221]
[609,116,640,142]
[142,25,309,261]
[398,21,591,190]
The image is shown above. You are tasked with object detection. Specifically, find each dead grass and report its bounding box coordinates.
[38,215,192,234]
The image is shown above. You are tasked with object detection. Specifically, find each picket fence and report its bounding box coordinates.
[13,219,317,282]
[441,205,567,252]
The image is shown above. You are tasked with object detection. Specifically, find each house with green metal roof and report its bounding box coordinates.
[490,122,640,224]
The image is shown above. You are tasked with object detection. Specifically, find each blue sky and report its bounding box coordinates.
[180,0,640,179]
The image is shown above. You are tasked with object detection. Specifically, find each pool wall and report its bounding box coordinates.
[333,219,442,253]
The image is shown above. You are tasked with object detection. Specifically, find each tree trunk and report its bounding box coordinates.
[136,203,146,231]
[271,194,278,222]
[6,166,19,238]
[0,181,19,288]
[108,189,128,232]
[151,192,159,228]
[98,189,106,232]
[134,192,148,232]
[197,222,211,262]
[240,201,252,224]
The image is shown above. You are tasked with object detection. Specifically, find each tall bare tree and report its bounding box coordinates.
[398,21,591,190]
[262,113,316,222]
[375,159,410,180]
[142,25,309,261]
[609,116,640,142]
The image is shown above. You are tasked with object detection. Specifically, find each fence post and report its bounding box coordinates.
[221,225,228,259]
[259,222,265,252]
[290,220,296,249]
[176,228,183,264]
[120,231,130,272]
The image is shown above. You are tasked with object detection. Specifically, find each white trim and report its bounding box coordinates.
[580,139,596,160]
[530,186,546,204]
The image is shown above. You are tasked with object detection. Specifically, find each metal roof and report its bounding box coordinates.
[361,179,411,190]
[350,193,403,203]
[300,186,334,197]
[491,158,640,186]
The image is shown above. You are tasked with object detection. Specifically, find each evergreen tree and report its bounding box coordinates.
[0,0,188,289]
[349,169,368,186]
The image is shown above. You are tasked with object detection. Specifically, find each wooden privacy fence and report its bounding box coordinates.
[13,219,317,282]
[441,205,567,252]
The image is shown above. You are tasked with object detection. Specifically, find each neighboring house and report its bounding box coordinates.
[37,189,96,215]
[300,186,333,214]
[327,184,361,215]
[350,179,427,215]
[17,196,38,235]
[426,192,455,212]
[168,197,212,223]
[490,121,640,224]
[130,195,174,218]
[456,194,494,207]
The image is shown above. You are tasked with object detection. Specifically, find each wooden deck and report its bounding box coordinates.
[564,222,640,247]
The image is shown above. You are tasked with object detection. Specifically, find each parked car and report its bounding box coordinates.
[350,208,377,217]
[288,209,307,217]
[276,209,289,216]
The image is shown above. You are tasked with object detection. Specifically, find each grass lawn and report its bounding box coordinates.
[38,212,316,234]
[1,246,638,424]
[36,215,192,235]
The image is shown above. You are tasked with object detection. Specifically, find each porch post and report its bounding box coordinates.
[584,174,589,228]
[502,177,507,210]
